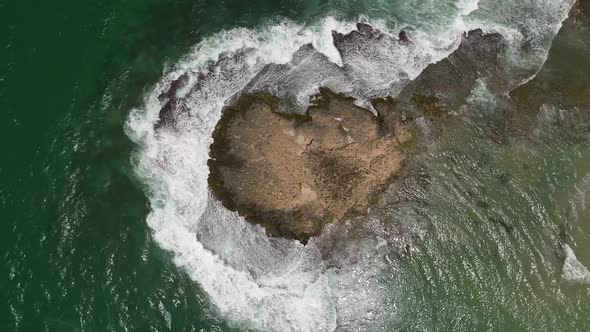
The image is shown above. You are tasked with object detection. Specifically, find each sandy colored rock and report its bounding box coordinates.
[208,89,413,242]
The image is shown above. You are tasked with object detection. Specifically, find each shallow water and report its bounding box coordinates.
[1,0,589,331]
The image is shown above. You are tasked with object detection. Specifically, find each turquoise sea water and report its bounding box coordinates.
[1,0,589,331]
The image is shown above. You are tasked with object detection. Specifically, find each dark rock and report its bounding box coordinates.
[476,200,489,209]
[579,0,590,22]
[399,30,410,43]
[156,98,178,129]
[155,48,257,131]
[396,29,510,117]
[356,22,375,35]
[332,23,383,47]
[154,74,189,130]
[489,216,514,234]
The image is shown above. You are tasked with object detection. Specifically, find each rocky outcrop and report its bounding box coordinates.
[241,44,347,114]
[332,23,417,97]
[510,2,590,111]
[163,24,543,242]
[395,29,509,118]
[208,89,414,242]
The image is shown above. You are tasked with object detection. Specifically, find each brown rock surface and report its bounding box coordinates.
[208,89,414,242]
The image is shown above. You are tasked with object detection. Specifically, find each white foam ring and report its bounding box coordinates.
[125,2,575,329]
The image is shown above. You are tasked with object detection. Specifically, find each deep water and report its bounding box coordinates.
[1,0,590,331]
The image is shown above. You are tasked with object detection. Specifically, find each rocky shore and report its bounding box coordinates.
[208,89,414,242]
[201,24,525,242]
[140,17,580,243]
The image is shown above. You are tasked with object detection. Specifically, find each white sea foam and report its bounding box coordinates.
[126,1,576,329]
[464,0,576,88]
[466,79,499,111]
[127,20,342,331]
[562,244,590,285]
[456,0,480,16]
[310,16,357,67]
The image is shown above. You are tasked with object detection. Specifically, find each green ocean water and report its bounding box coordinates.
[0,1,313,330]
[1,0,590,331]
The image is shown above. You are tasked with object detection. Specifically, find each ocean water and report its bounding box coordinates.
[1,0,589,331]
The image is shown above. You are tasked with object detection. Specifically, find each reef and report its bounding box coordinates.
[208,89,414,242]
[153,23,527,242]
[204,26,516,242]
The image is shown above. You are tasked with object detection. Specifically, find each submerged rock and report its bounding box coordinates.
[398,30,410,44]
[579,0,590,22]
[241,44,347,113]
[397,29,509,116]
[208,89,414,242]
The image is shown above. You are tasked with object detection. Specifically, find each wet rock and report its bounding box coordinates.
[510,8,590,112]
[331,23,384,47]
[241,44,347,113]
[396,29,509,117]
[476,200,489,209]
[332,23,415,97]
[507,6,590,143]
[489,216,514,234]
[579,0,590,22]
[399,30,410,44]
[371,96,415,140]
